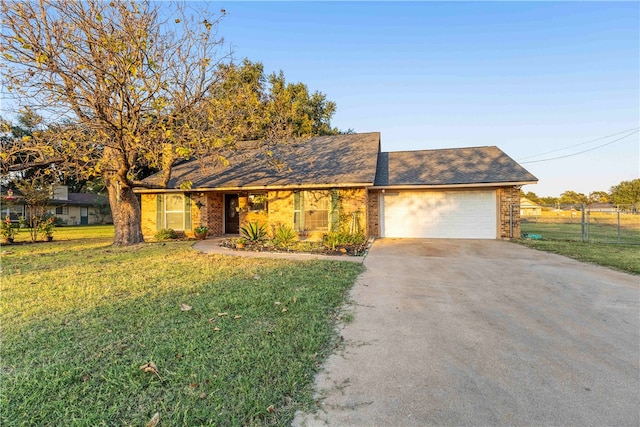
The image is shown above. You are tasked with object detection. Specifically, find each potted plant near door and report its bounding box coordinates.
[235,237,246,249]
[194,225,208,240]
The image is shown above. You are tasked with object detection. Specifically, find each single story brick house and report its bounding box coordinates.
[136,132,537,240]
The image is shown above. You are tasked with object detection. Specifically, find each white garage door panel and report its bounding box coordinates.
[382,190,497,239]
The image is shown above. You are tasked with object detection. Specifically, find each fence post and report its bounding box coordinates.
[581,204,586,242]
[510,203,513,238]
[617,210,621,243]
[586,208,590,242]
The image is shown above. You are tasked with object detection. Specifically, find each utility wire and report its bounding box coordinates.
[518,127,640,161]
[520,129,639,164]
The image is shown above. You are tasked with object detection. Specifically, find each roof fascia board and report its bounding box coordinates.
[134,182,374,193]
[369,181,537,190]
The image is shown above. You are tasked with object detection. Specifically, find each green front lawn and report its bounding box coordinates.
[0,231,363,426]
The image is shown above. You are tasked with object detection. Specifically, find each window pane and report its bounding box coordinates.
[305,210,328,231]
[165,194,185,230]
[165,194,184,211]
[248,193,267,211]
[304,191,329,231]
[166,212,184,230]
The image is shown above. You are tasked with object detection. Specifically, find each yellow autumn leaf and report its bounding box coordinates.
[140,362,162,380]
[146,412,159,427]
[180,303,192,311]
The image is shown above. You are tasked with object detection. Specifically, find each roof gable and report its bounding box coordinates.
[375,146,537,187]
[143,132,381,189]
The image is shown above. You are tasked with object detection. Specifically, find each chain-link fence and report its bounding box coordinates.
[519,204,640,244]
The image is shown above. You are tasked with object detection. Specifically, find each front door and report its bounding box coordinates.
[80,206,89,225]
[224,194,239,234]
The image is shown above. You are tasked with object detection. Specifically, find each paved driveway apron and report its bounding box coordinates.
[294,239,639,426]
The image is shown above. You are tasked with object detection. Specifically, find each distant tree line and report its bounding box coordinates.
[522,178,640,208]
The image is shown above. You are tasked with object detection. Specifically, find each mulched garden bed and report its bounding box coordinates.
[218,238,369,257]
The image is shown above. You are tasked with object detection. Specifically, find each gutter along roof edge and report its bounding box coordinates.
[134,182,375,193]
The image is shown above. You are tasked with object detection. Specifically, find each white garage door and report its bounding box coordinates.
[382,190,497,239]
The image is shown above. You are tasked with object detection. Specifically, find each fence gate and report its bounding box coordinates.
[518,203,639,245]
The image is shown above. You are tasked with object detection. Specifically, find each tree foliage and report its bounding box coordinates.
[588,191,610,204]
[610,179,640,207]
[558,190,588,206]
[522,191,541,204]
[1,0,338,245]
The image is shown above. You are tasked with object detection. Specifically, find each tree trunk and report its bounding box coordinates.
[106,176,144,246]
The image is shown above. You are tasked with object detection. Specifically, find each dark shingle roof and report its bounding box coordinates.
[143,132,381,189]
[374,146,537,186]
[62,193,109,206]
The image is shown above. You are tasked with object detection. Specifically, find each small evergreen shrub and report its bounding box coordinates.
[323,231,366,250]
[273,224,298,249]
[154,228,178,241]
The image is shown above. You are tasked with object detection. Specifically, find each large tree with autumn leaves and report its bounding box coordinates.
[1,0,338,245]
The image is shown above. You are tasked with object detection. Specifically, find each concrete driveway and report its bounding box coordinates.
[294,238,639,426]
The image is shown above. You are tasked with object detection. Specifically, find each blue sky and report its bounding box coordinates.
[214,1,639,197]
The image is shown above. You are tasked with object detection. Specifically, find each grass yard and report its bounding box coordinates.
[522,221,640,244]
[0,227,364,426]
[517,231,640,275]
[519,215,640,274]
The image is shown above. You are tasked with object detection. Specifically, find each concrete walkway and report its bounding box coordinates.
[293,238,640,426]
[193,237,365,263]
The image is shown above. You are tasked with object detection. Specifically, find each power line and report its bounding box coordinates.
[520,129,639,164]
[518,127,639,161]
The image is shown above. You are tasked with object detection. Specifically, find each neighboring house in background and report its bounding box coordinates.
[135,132,537,240]
[520,197,542,217]
[0,185,112,225]
[588,203,618,213]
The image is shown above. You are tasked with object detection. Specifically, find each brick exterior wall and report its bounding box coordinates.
[367,190,381,237]
[498,186,521,239]
[335,188,367,234]
[141,186,521,240]
[204,192,224,236]
[140,193,157,238]
[261,191,294,237]
[238,193,269,234]
[237,189,370,240]
[140,192,207,238]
